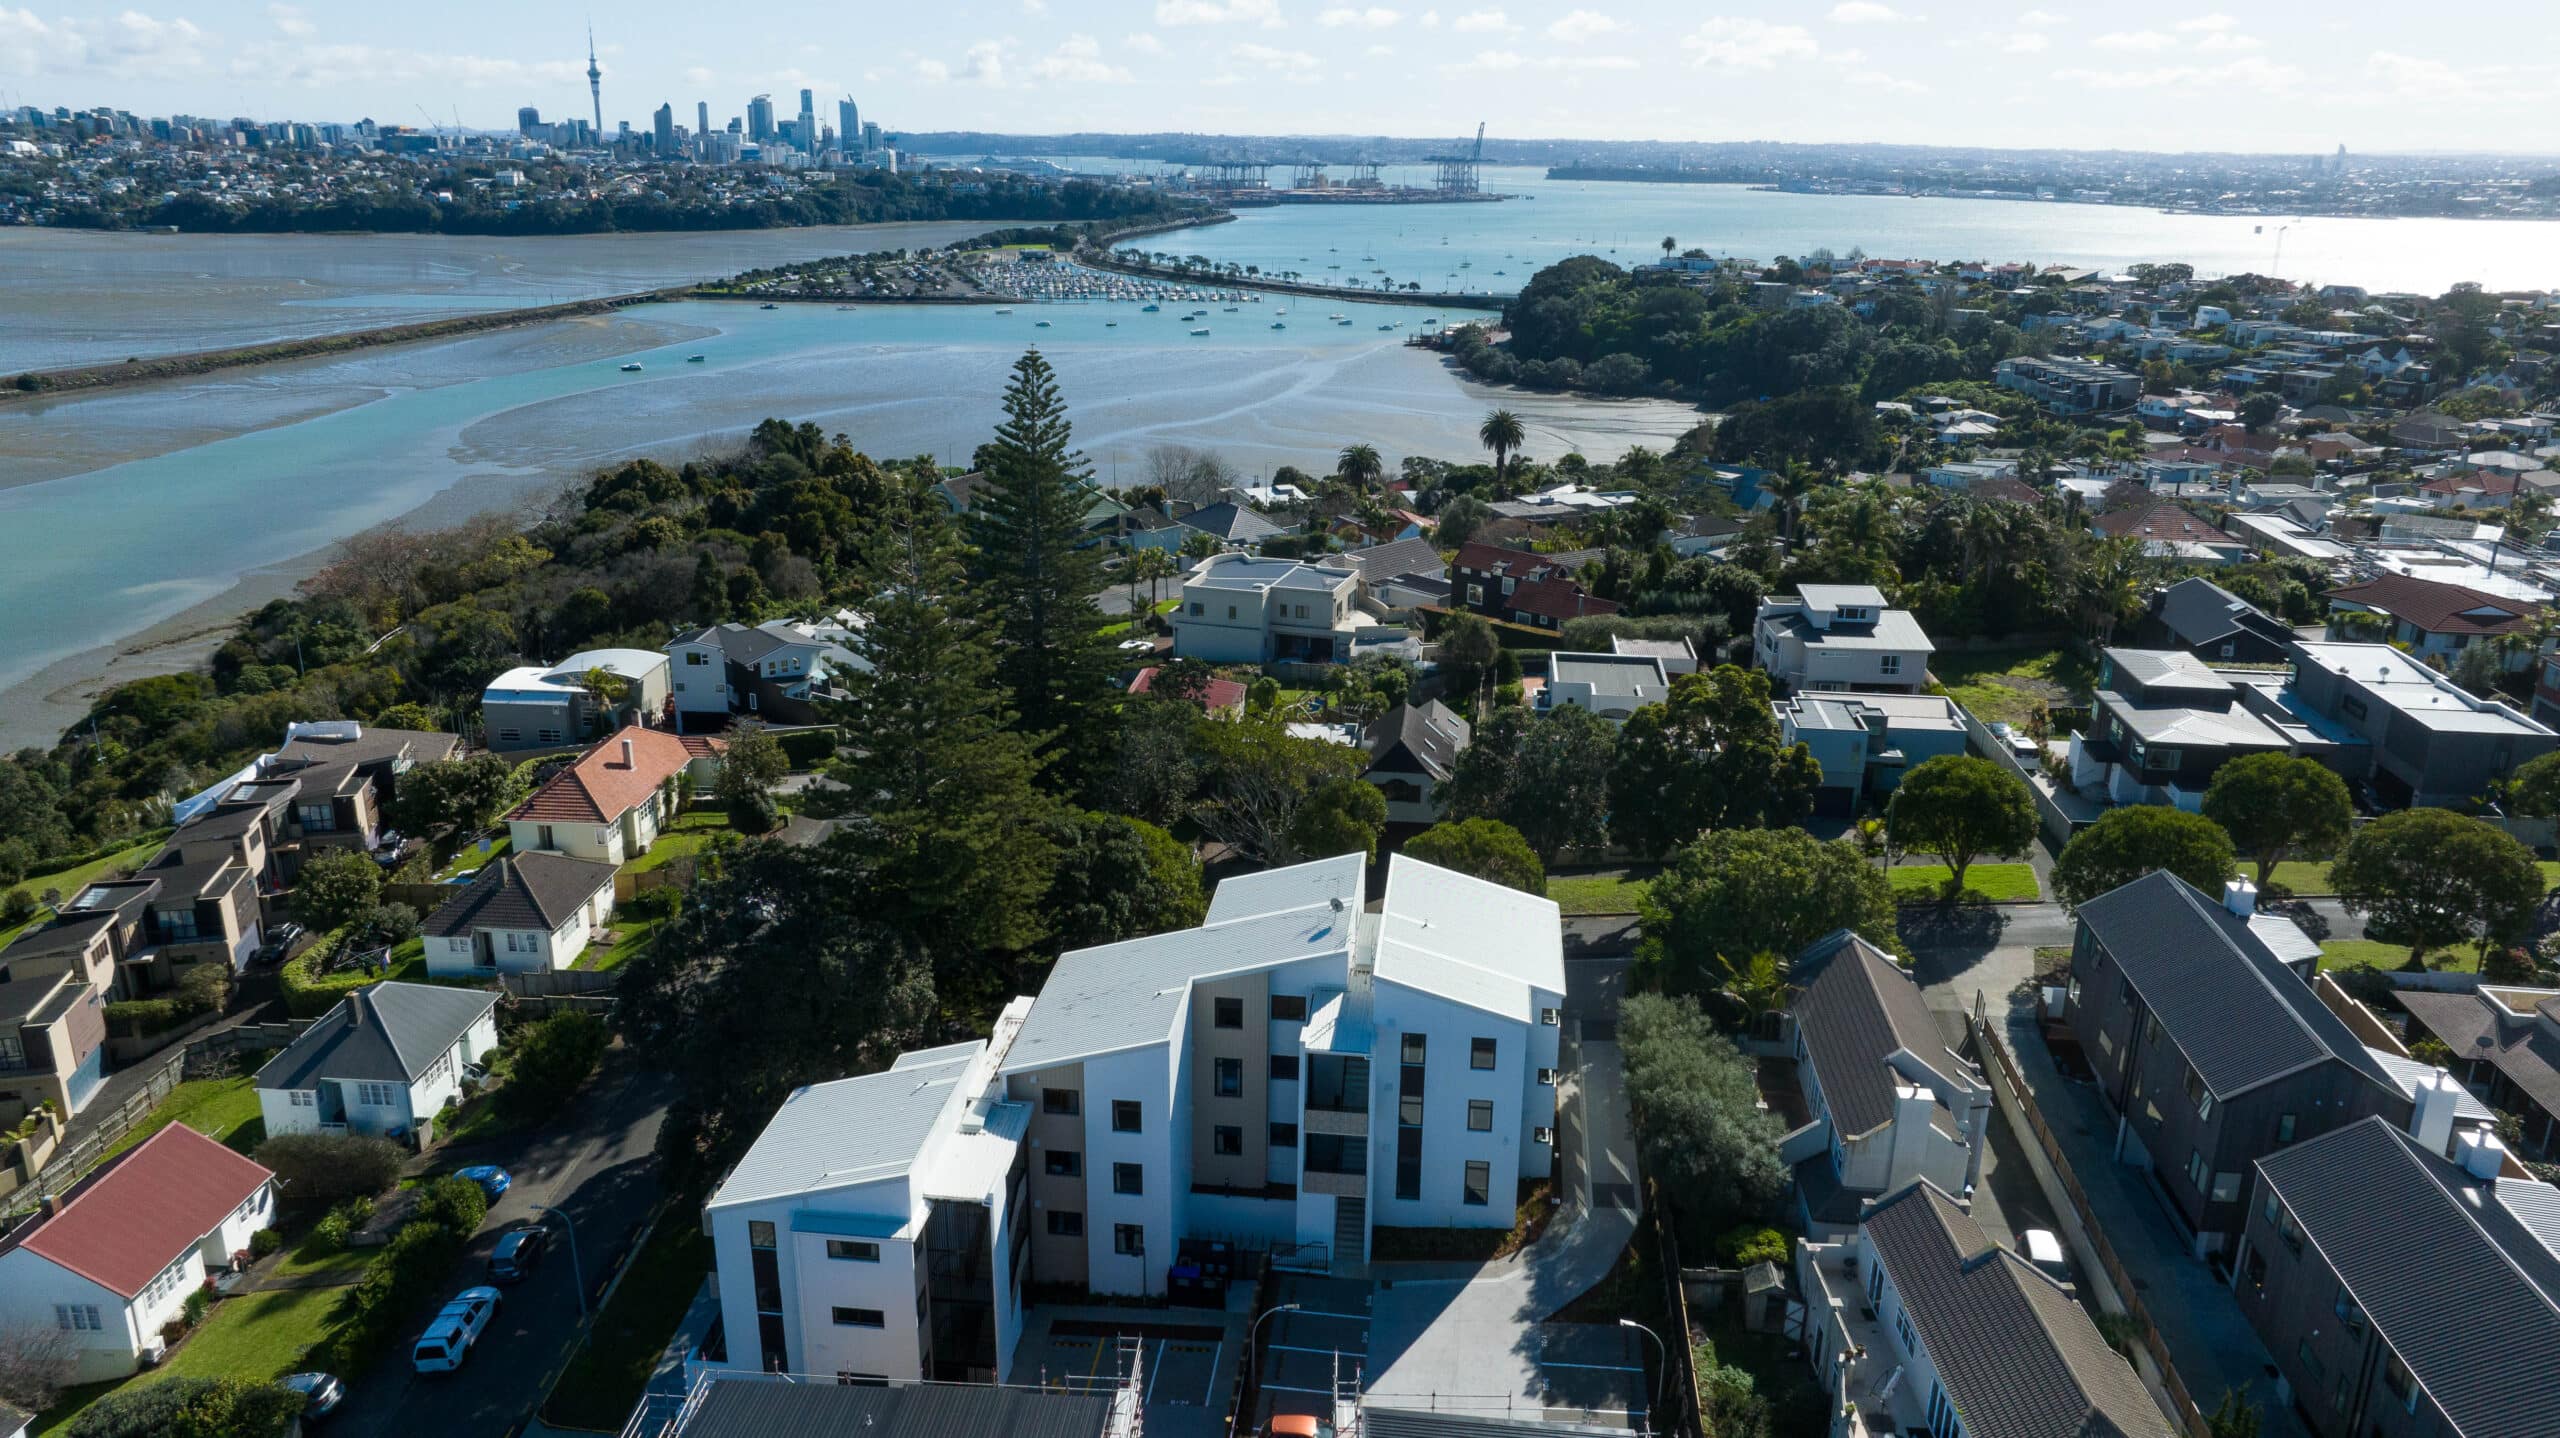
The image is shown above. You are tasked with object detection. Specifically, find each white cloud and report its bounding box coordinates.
[1547,9,1624,43]
[1990,31,2048,54]
[1451,48,1524,69]
[2177,13,2238,32]
[2054,55,2300,92]
[1156,0,1284,27]
[1452,9,1518,34]
[1365,42,1396,56]
[1031,34,1132,83]
[1828,2,1910,23]
[1446,47,1635,73]
[2092,30,2175,51]
[1124,31,1168,54]
[915,57,951,81]
[684,65,717,86]
[1550,53,1638,69]
[1228,41,1319,70]
[1419,8,1441,26]
[0,9,216,78]
[2017,7,2060,23]
[267,4,313,38]
[1849,67,1927,92]
[960,40,1008,85]
[237,40,586,90]
[1022,0,1047,12]
[1319,6,1402,28]
[1682,17,1818,70]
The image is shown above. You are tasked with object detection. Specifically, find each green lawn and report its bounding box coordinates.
[543,1210,715,1431]
[2270,859,2560,896]
[1547,874,1649,916]
[577,913,667,973]
[282,938,430,1017]
[2319,939,2478,973]
[627,807,732,875]
[36,1285,348,1433]
[100,1072,267,1163]
[1101,596,1179,637]
[437,833,512,879]
[1928,646,2096,727]
[270,1232,374,1282]
[1888,863,2042,903]
[4,837,169,949]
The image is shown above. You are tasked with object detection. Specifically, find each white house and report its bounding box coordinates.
[503,729,716,866]
[0,1125,276,1380]
[479,648,673,752]
[667,614,867,729]
[1171,553,1364,665]
[254,983,501,1144]
[1775,692,1970,816]
[1753,584,1936,695]
[1537,652,1670,722]
[421,852,619,976]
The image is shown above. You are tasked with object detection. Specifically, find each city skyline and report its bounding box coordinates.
[5,2,2560,155]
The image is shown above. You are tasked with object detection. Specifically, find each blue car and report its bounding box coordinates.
[453,1165,511,1200]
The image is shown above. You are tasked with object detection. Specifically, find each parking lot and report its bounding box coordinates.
[1013,1308,1243,1438]
[1248,1275,1371,1434]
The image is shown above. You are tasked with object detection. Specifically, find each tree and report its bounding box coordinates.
[390,752,526,843]
[250,1132,405,1202]
[1038,811,1206,952]
[65,1377,303,1438]
[1479,408,1526,481]
[824,477,1059,959]
[2199,753,2353,886]
[1130,546,1180,609]
[0,1323,76,1416]
[1190,714,1368,866]
[1887,755,2037,898]
[1606,666,1822,858]
[1435,493,1494,550]
[713,721,789,833]
[1336,443,1384,491]
[495,1010,611,1124]
[412,1173,490,1237]
[1638,829,1898,995]
[2052,806,2236,908]
[2206,1390,2263,1438]
[2508,749,2560,818]
[2330,807,2546,965]
[968,350,1122,796]
[2237,391,2282,431]
[1437,706,1616,863]
[1403,818,1546,896]
[617,836,939,1180]
[1436,612,1501,713]
[296,850,383,933]
[1618,993,1787,1230]
[1287,777,1389,864]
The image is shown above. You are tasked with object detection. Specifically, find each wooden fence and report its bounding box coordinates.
[1650,1178,1706,1438]
[381,881,457,911]
[1969,1009,2208,1438]
[502,969,620,998]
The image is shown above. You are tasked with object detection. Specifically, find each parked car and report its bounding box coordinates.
[2021,1229,2073,1290]
[453,1165,511,1200]
[254,923,307,966]
[280,1372,344,1420]
[411,1288,500,1374]
[489,1226,549,1284]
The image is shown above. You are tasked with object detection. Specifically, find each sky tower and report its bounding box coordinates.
[586,27,603,138]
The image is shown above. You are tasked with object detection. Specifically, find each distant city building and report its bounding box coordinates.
[516,106,541,137]
[797,88,815,155]
[863,120,882,151]
[838,98,859,155]
[695,101,709,150]
[746,94,774,143]
[653,103,674,156]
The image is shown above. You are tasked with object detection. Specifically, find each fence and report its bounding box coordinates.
[1951,699,2093,850]
[381,881,457,912]
[510,993,617,1020]
[502,969,620,998]
[1968,1009,2208,1438]
[1650,1178,1706,1438]
[617,860,696,900]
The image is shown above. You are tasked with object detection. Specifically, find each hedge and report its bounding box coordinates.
[776,727,842,768]
[305,1218,467,1375]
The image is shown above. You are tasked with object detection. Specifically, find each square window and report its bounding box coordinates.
[1463,1161,1491,1206]
[1402,1033,1427,1065]
[825,1240,879,1262]
[1269,1123,1299,1148]
[1215,1057,1243,1098]
[1270,1054,1300,1081]
[1214,996,1244,1029]
[1471,1037,1497,1070]
[1468,1099,1494,1131]
[1113,1100,1142,1133]
[1047,1210,1083,1237]
[1271,994,1308,1022]
[1045,1150,1082,1178]
[1214,1125,1244,1156]
[1114,1224,1146,1257]
[1113,1162,1144,1196]
[748,1221,777,1250]
[831,1307,885,1328]
[1043,1088,1081,1116]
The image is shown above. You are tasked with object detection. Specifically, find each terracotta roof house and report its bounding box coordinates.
[2092,502,2247,562]
[0,1124,276,1379]
[422,851,621,976]
[504,728,719,866]
[2325,573,2543,672]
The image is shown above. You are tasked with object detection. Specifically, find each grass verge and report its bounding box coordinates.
[2268,859,2560,896]
[1887,862,2041,903]
[542,1210,715,1431]
[1548,874,1649,916]
[2319,939,2478,973]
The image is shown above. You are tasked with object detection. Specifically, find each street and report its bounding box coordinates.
[325,1052,673,1438]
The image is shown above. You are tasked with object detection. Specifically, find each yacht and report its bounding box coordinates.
[620,363,643,372]
[758,302,779,310]
[1141,303,1161,312]
[1035,320,1052,327]
[994,307,1015,315]
[686,354,706,363]
[1270,321,1286,330]
[1189,327,1211,336]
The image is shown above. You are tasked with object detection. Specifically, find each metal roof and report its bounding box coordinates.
[667,1374,1116,1438]
[1003,904,1358,1074]
[422,852,617,937]
[1373,854,1565,1024]
[255,981,500,1090]
[708,1048,981,1211]
[1790,930,1961,1137]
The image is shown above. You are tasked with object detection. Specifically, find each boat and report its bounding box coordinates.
[620,363,643,372]
[994,307,1015,315]
[1271,322,1286,330]
[1377,323,1394,331]
[686,354,706,363]
[1035,320,1052,328]
[1328,313,1345,320]
[758,302,779,310]
[1223,306,1238,312]
[1189,327,1211,336]
[1338,318,1354,326]
[1106,321,1118,327]
[1142,303,1161,312]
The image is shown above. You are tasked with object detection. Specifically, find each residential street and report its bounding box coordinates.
[325,1052,673,1438]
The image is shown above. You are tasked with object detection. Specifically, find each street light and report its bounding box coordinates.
[1619,1318,1666,1435]
[1229,1302,1304,1438]
[533,1204,588,1316]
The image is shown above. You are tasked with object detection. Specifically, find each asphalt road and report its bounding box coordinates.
[326,1052,673,1438]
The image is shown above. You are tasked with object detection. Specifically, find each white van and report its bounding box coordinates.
[411,1287,501,1374]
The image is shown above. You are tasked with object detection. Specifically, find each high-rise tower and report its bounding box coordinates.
[586,28,603,138]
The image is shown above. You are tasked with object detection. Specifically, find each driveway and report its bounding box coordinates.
[324,1051,672,1438]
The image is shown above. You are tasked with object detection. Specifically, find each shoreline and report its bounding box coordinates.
[1076,249,1501,310]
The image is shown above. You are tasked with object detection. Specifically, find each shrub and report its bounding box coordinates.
[310,1211,353,1251]
[1,888,37,927]
[294,850,383,932]
[617,885,682,922]
[1717,1224,1791,1268]
[181,1287,213,1328]
[310,1220,466,1375]
[775,727,841,767]
[252,1132,405,1204]
[412,1174,489,1238]
[248,1227,282,1258]
[498,1010,610,1123]
[103,998,186,1036]
[65,1377,302,1438]
[347,902,420,948]
[177,959,231,1015]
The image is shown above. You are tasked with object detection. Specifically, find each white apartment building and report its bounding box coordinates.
[702,854,1567,1380]
[1753,585,1936,696]
[1171,554,1364,665]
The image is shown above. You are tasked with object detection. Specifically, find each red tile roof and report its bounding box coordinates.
[2094,503,2226,545]
[10,1125,271,1298]
[2327,573,2539,637]
[506,727,707,825]
[1128,667,1247,716]
[2421,470,2522,499]
[1507,577,1622,622]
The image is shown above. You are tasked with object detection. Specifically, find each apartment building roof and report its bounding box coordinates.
[0,1124,272,1299]
[707,1046,983,1210]
[2076,872,2394,1101]
[422,852,617,937]
[1375,854,1565,1025]
[2291,643,2555,737]
[2255,1117,2560,1437]
[1791,931,1959,1137]
[1861,1182,2173,1438]
[2327,572,2541,637]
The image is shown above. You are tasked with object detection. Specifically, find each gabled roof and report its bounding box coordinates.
[1862,1182,2174,1438]
[1452,541,1571,581]
[1180,501,1287,543]
[1790,931,1959,1137]
[1363,700,1470,782]
[2255,1118,2560,1437]
[707,1047,980,1211]
[256,981,501,1090]
[422,852,618,937]
[2075,872,2397,1101]
[506,727,706,825]
[2094,502,2227,546]
[1505,576,1621,622]
[2152,576,2270,647]
[1,1125,271,1299]
[1344,536,1447,586]
[2398,986,2560,1123]
[2327,572,2539,637]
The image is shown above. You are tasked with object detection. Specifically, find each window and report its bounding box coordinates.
[2211,1171,2241,1203]
[1533,1126,1555,1146]
[1471,1037,1497,1070]
[1537,1068,1559,1086]
[1043,1088,1080,1116]
[1213,1125,1243,1156]
[1214,997,1244,1029]
[2184,1065,2213,1121]
[290,1089,315,1108]
[1393,1128,1421,1200]
[1047,1211,1083,1237]
[1270,1054,1300,1082]
[1463,1161,1491,1206]
[1402,1033,1428,1065]
[1215,1057,1243,1098]
[749,1221,777,1249]
[1045,1150,1082,1178]
[1114,1224,1146,1257]
[1269,1122,1299,1148]
[832,1307,885,1328]
[298,801,336,833]
[1113,1162,1144,1195]
[2186,1149,2210,1194]
[1189,603,1203,617]
[2333,1287,2366,1337]
[2341,694,2368,722]
[1896,1309,1917,1353]
[1468,1099,1494,1132]
[54,1305,101,1332]
[1227,605,1238,621]
[2294,1338,2325,1382]
[1271,994,1308,1022]
[1879,654,1902,676]
[157,907,200,942]
[1112,1100,1142,1133]
[2381,1352,2418,1412]
[2275,1113,2297,1145]
[357,1081,403,1108]
[1540,1007,1561,1026]
[825,1239,880,1262]
[686,651,709,666]
[497,728,522,743]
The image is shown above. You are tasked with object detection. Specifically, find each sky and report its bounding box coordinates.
[7,2,2559,155]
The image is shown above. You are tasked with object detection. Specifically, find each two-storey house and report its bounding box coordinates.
[480,648,673,752]
[2063,871,2412,1256]
[2283,642,2556,808]
[1536,652,1669,722]
[1450,543,1621,631]
[421,852,620,977]
[667,615,867,730]
[1753,585,1935,696]
[2137,577,2297,665]
[1359,701,1470,824]
[1170,554,1363,665]
[503,729,720,866]
[2068,649,2292,810]
[2326,573,2545,673]
[1776,692,1968,816]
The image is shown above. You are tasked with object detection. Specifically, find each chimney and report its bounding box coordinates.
[2223,878,2257,918]
[619,737,634,769]
[2409,1072,2460,1158]
[2457,1130,2507,1184]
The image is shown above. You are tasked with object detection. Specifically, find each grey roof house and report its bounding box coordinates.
[254,982,501,1144]
[2137,577,2296,665]
[1360,700,1470,824]
[2396,982,2560,1158]
[421,851,619,976]
[2068,648,2291,808]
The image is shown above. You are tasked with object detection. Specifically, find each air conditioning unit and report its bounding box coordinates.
[139,1335,168,1366]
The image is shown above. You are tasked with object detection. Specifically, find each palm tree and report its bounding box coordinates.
[1661,236,1677,261]
[1337,443,1384,492]
[1478,409,1525,482]
[1132,547,1179,607]
[1762,461,1818,544]
[2075,536,2149,646]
